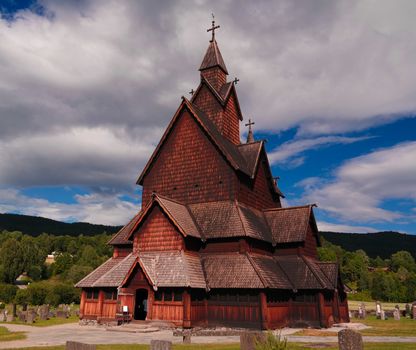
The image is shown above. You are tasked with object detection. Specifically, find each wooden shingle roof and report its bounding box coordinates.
[75,253,136,288]
[199,39,228,74]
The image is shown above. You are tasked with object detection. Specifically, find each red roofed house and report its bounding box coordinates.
[76,23,349,329]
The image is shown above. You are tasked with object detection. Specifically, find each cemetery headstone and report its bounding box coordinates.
[150,340,172,350]
[182,330,191,343]
[57,310,69,318]
[360,302,366,319]
[0,311,6,322]
[405,303,410,318]
[338,328,363,350]
[412,301,416,319]
[380,309,386,320]
[66,341,96,350]
[6,314,15,322]
[26,311,36,324]
[376,301,381,318]
[240,331,267,350]
[18,311,26,322]
[394,305,400,321]
[39,305,50,320]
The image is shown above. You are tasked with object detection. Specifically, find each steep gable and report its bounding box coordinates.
[133,205,184,252]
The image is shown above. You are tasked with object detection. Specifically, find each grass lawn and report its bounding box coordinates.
[3,344,416,350]
[348,300,407,310]
[0,314,78,327]
[0,326,26,342]
[357,315,416,336]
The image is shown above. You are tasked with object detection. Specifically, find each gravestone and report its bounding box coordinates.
[0,311,6,322]
[6,314,15,322]
[412,302,416,319]
[39,305,50,320]
[150,340,172,350]
[18,311,26,322]
[26,310,36,323]
[66,341,96,350]
[376,301,381,318]
[394,305,400,321]
[380,310,386,320]
[57,310,69,318]
[338,329,363,350]
[405,303,410,318]
[360,302,366,319]
[240,331,267,350]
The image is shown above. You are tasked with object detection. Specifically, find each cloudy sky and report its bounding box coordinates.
[0,0,415,234]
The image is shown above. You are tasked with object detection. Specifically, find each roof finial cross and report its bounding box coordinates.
[189,89,195,96]
[207,13,220,42]
[233,77,240,85]
[245,118,255,143]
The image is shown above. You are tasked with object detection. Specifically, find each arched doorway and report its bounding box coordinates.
[134,289,148,320]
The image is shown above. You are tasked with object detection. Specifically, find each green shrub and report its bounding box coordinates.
[255,331,287,350]
[14,289,30,306]
[0,283,18,303]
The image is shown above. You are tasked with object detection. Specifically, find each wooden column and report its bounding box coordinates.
[147,288,153,320]
[79,290,86,318]
[259,291,268,329]
[317,292,327,328]
[334,289,340,323]
[183,289,191,328]
[98,290,104,319]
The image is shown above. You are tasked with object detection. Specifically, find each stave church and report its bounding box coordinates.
[76,21,349,329]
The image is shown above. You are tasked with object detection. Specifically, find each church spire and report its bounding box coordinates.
[199,17,228,90]
[245,118,255,143]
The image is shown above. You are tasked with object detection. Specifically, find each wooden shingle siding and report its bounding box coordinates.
[134,206,184,252]
[238,158,278,209]
[142,111,236,205]
[222,93,240,145]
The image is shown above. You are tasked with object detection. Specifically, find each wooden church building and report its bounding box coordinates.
[76,22,349,329]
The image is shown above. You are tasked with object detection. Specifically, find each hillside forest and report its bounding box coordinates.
[0,228,416,307]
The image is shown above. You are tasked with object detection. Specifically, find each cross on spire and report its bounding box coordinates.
[207,14,220,42]
[233,77,239,85]
[189,89,195,96]
[245,118,255,143]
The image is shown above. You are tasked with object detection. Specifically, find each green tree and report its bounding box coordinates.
[14,289,30,309]
[390,251,416,273]
[52,252,73,275]
[27,282,49,305]
[0,284,18,303]
[0,238,24,283]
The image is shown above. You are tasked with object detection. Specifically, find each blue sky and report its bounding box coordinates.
[0,0,415,234]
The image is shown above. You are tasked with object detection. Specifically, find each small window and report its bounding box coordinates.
[164,289,173,302]
[191,290,205,302]
[86,289,99,300]
[173,290,183,302]
[154,290,163,301]
[104,289,117,300]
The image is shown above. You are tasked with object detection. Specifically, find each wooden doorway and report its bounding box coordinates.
[134,289,148,320]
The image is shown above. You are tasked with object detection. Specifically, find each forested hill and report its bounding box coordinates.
[321,231,416,259]
[0,213,122,236]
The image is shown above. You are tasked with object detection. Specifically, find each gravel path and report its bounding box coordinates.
[1,323,415,349]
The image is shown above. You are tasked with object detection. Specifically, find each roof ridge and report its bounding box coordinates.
[300,255,331,290]
[75,256,114,287]
[263,204,314,212]
[246,253,268,288]
[273,256,296,291]
[93,254,132,287]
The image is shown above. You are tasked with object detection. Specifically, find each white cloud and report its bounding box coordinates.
[0,188,137,225]
[0,126,157,191]
[268,135,370,166]
[317,221,377,233]
[300,141,416,223]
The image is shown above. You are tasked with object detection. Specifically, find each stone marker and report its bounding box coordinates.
[39,305,50,320]
[66,341,96,350]
[57,310,69,318]
[26,311,36,323]
[6,314,15,322]
[360,302,366,319]
[18,311,26,322]
[150,340,172,350]
[182,330,191,343]
[338,328,363,350]
[0,311,6,322]
[240,331,267,350]
[394,305,400,321]
[380,309,386,320]
[376,301,381,318]
[405,303,410,318]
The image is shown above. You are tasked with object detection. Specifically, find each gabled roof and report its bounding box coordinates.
[191,78,243,121]
[138,251,206,289]
[75,253,136,288]
[126,193,201,241]
[136,98,273,185]
[108,211,142,245]
[111,194,317,246]
[199,40,228,74]
[317,262,339,289]
[264,205,317,243]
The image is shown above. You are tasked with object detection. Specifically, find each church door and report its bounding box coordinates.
[134,289,148,320]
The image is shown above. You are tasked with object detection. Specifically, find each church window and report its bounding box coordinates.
[86,289,99,300]
[104,289,117,300]
[154,290,163,301]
